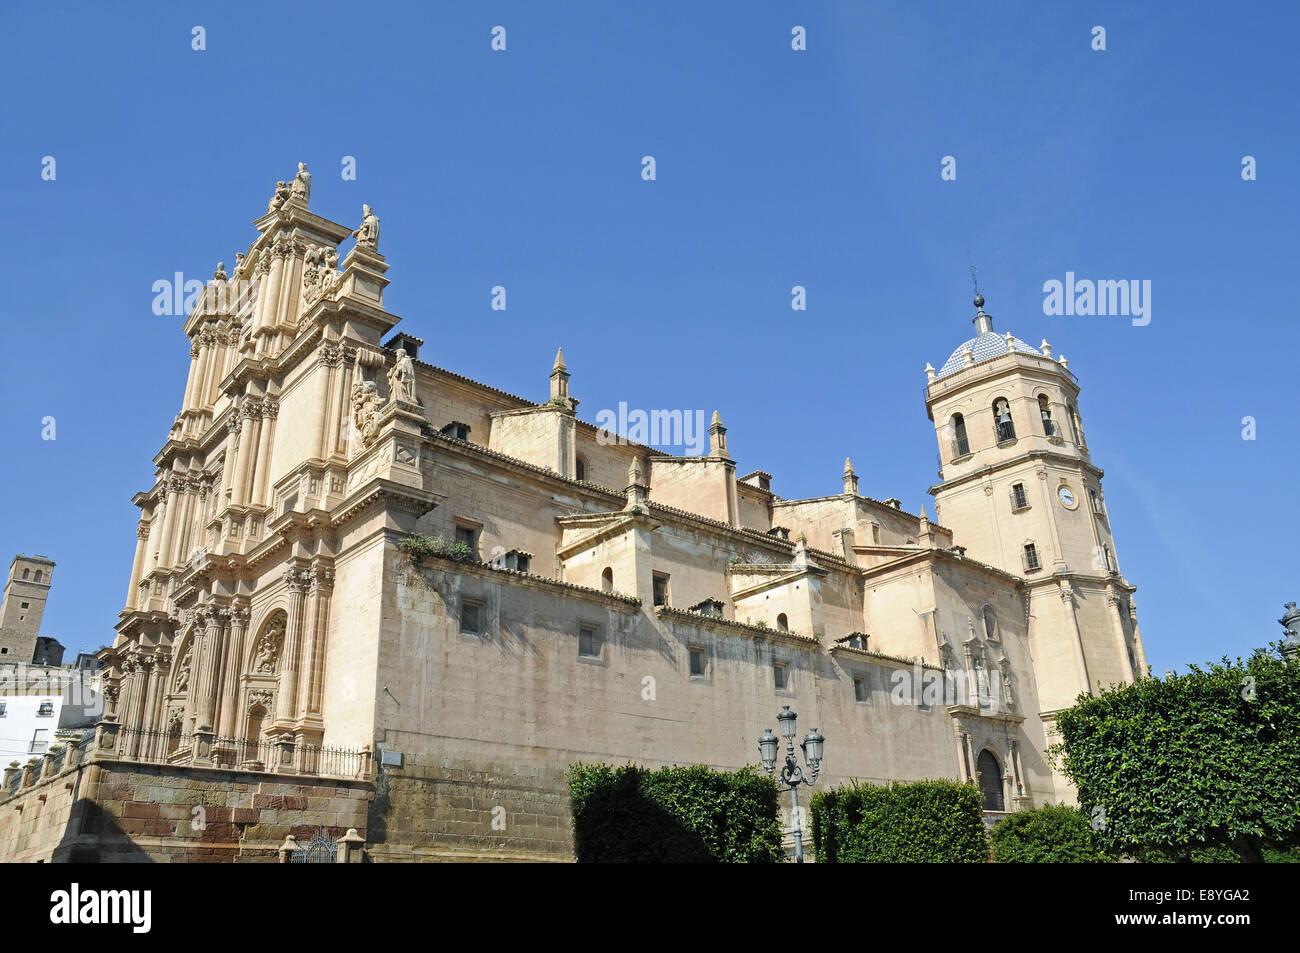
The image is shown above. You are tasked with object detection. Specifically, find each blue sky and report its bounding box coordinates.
[1,1,1296,675]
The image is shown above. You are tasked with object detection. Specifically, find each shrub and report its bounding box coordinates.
[810,778,987,862]
[990,804,1112,863]
[567,762,783,863]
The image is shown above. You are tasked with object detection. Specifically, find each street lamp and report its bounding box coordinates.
[759,705,824,863]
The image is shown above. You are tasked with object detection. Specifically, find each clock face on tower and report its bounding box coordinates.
[1057,486,1077,509]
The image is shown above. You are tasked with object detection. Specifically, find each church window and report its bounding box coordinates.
[1038,394,1058,438]
[776,613,789,632]
[993,398,1016,442]
[1090,488,1104,515]
[853,675,869,703]
[33,571,43,584]
[454,524,480,557]
[977,749,1005,811]
[689,647,707,677]
[460,599,483,634]
[652,573,670,607]
[601,567,614,593]
[983,605,998,641]
[773,661,789,691]
[1010,483,1029,511]
[22,569,30,580]
[1022,543,1041,573]
[578,623,602,659]
[575,456,587,481]
[950,414,970,458]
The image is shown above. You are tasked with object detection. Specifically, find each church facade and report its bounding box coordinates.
[48,166,1144,861]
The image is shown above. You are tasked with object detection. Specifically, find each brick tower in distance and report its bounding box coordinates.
[0,555,55,662]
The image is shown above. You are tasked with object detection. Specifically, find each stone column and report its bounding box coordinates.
[221,415,241,505]
[193,607,224,733]
[329,347,356,457]
[218,606,250,738]
[250,400,278,507]
[127,658,154,758]
[258,246,286,338]
[1059,583,1092,696]
[230,400,260,506]
[154,478,182,570]
[140,652,170,761]
[181,340,202,412]
[197,329,220,409]
[275,569,311,726]
[297,568,333,718]
[1130,600,1149,678]
[963,731,977,784]
[116,657,140,733]
[1107,592,1136,683]
[124,522,150,610]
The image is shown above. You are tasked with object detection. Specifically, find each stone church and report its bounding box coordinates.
[1,166,1147,861]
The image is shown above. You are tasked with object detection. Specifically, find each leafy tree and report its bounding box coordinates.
[1055,644,1300,862]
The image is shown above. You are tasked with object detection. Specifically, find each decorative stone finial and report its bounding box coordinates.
[549,347,571,403]
[924,362,936,382]
[843,458,859,496]
[1058,354,1069,369]
[1040,339,1053,358]
[628,457,642,485]
[708,411,729,458]
[1004,331,1015,349]
[974,293,984,309]
[961,346,974,367]
[553,347,566,372]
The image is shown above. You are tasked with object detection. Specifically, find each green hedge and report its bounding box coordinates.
[1055,645,1300,862]
[567,762,783,863]
[990,804,1112,863]
[810,779,987,862]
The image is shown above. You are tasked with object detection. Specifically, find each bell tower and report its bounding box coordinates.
[923,294,1148,763]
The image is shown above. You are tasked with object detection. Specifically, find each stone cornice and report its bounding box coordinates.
[945,704,1026,727]
[928,450,1104,496]
[422,430,625,505]
[400,547,642,609]
[828,644,944,671]
[924,351,1079,406]
[861,547,1025,589]
[654,605,819,648]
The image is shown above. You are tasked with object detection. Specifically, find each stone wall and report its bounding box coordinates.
[0,746,372,863]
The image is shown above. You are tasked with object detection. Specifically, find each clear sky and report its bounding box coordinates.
[1,1,1296,675]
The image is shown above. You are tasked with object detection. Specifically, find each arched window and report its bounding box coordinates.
[33,570,43,584]
[976,749,1004,811]
[776,613,789,632]
[1068,403,1085,446]
[1038,395,1056,437]
[982,605,997,641]
[601,567,613,593]
[992,398,1015,442]
[575,456,587,482]
[950,413,969,458]
[22,569,30,580]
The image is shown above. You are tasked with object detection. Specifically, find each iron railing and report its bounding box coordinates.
[109,726,367,779]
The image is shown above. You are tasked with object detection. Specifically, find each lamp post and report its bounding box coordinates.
[759,705,824,863]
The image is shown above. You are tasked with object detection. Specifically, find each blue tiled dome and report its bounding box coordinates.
[936,330,1041,379]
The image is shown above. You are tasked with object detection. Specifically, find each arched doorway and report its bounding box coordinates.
[976,749,1004,811]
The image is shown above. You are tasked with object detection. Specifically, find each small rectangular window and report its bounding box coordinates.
[30,729,49,754]
[652,573,669,607]
[853,675,868,703]
[37,701,54,717]
[773,662,788,692]
[0,702,6,717]
[1022,543,1041,572]
[689,647,707,677]
[1010,483,1028,511]
[578,624,602,659]
[20,602,29,609]
[460,599,483,634]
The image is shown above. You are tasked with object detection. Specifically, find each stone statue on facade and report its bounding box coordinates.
[267,180,290,214]
[388,349,417,404]
[173,649,192,693]
[351,379,384,445]
[352,204,380,250]
[289,162,311,204]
